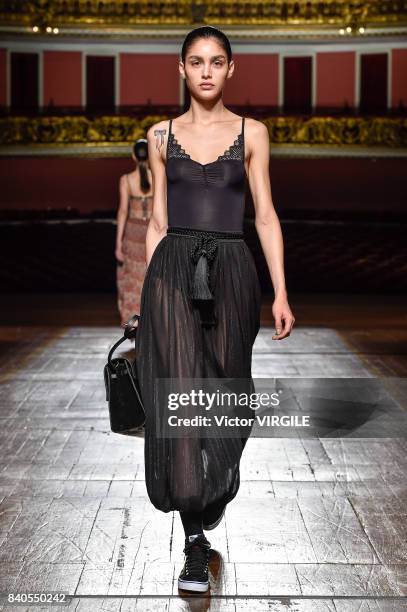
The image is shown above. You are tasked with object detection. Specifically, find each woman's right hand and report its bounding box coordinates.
[115,243,124,263]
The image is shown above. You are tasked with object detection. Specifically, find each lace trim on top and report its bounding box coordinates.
[167,133,190,160]
[167,122,244,163]
[218,132,244,160]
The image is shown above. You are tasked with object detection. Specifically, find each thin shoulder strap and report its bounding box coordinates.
[241,116,245,161]
[166,118,172,160]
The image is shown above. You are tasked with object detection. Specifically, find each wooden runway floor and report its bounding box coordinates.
[0,293,406,611]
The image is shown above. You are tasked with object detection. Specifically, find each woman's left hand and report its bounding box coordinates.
[121,319,139,330]
[272,296,295,340]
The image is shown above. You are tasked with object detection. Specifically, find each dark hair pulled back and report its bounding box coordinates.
[181,26,232,64]
[132,139,150,193]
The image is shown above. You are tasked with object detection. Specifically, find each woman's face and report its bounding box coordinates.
[180,36,234,100]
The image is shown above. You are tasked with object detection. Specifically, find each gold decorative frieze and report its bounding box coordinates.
[0,0,406,28]
[0,115,406,148]
[263,116,407,147]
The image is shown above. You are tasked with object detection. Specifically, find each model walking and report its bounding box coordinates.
[134,26,295,592]
[116,139,153,326]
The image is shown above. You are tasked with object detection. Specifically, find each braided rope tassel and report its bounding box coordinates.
[189,234,218,301]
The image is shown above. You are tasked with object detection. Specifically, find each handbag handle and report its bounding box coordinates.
[108,313,140,368]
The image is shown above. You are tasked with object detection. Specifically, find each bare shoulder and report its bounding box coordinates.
[244,117,269,140]
[146,119,171,161]
[244,118,269,162]
[146,119,169,138]
[119,173,129,187]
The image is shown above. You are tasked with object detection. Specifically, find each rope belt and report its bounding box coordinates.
[166,226,244,326]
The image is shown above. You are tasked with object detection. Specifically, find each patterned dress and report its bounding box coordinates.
[116,173,153,324]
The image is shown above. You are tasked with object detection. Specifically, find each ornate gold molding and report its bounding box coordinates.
[0,0,406,28]
[1,115,406,148]
[263,116,407,147]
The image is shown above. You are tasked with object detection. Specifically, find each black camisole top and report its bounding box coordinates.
[166,117,246,233]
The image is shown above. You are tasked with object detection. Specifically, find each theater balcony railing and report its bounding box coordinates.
[0,107,406,156]
[0,0,407,30]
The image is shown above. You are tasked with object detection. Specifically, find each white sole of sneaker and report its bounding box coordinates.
[178,578,209,592]
[203,507,225,531]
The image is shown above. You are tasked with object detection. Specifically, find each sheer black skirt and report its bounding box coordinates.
[134,227,262,513]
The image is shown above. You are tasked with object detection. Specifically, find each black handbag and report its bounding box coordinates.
[103,313,145,435]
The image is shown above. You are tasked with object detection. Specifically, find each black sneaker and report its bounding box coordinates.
[178,533,211,593]
[202,500,226,531]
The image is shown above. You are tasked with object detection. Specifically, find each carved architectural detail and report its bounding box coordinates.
[0,0,405,28]
[1,115,406,148]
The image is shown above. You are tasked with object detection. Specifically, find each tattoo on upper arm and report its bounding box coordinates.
[154,129,166,151]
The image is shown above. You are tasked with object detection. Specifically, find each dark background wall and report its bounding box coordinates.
[1,156,406,215]
[1,154,406,295]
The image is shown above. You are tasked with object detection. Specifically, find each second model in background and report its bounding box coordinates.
[116,139,153,326]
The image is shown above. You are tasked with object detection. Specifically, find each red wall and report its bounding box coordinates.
[120,53,279,106]
[1,47,406,109]
[223,54,279,106]
[392,49,407,108]
[120,53,180,105]
[43,51,82,107]
[317,51,355,108]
